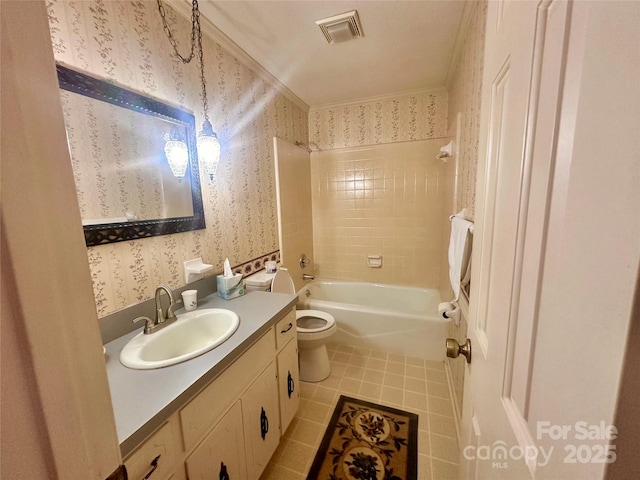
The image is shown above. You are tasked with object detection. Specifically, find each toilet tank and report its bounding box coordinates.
[244,271,275,291]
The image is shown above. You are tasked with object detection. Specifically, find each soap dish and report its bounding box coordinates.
[184,258,214,283]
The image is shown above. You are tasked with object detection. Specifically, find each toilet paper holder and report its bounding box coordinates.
[438,301,460,324]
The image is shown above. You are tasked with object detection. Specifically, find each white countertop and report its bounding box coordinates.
[104,289,297,457]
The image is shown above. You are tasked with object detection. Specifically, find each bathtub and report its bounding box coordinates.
[297,280,450,361]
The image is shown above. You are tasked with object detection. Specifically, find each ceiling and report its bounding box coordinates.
[197,1,468,108]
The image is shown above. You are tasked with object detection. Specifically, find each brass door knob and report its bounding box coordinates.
[446,338,472,364]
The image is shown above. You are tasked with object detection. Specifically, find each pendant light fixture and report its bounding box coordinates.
[158,0,221,181]
[163,129,189,180]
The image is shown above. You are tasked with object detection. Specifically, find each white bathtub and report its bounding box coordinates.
[297,280,450,361]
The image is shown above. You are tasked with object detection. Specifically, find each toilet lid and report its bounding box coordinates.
[296,310,335,333]
[271,269,295,294]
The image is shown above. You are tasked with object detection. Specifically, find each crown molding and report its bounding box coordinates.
[445,0,478,88]
[309,86,447,113]
[166,0,309,113]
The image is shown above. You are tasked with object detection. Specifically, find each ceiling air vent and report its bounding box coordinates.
[315,10,364,44]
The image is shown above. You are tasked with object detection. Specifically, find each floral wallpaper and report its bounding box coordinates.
[444,0,487,418]
[447,1,487,222]
[60,89,194,223]
[309,90,448,151]
[46,0,308,317]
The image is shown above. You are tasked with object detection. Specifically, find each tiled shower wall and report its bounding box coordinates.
[46,0,308,317]
[443,0,488,418]
[310,140,446,287]
[309,89,449,288]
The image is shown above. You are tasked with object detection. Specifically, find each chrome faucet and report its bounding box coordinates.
[133,284,178,335]
[303,274,315,280]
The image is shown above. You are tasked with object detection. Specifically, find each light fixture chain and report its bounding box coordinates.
[157,0,198,64]
[157,0,219,181]
[157,0,209,124]
[196,5,209,122]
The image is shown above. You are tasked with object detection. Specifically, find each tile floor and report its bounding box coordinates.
[261,343,460,480]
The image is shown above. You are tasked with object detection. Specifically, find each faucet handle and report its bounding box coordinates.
[133,316,154,335]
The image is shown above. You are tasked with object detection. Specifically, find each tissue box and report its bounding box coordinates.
[216,273,244,300]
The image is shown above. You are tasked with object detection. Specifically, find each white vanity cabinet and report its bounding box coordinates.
[121,307,298,480]
[179,329,275,451]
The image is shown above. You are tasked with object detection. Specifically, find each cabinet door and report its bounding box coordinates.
[241,362,280,479]
[185,401,247,480]
[277,338,300,434]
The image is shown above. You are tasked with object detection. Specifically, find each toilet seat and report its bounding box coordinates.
[271,269,296,294]
[296,310,335,333]
[270,268,336,382]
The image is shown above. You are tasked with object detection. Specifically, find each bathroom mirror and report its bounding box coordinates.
[57,64,205,246]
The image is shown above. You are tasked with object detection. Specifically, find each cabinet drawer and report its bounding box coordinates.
[124,421,175,480]
[180,329,275,450]
[275,309,296,350]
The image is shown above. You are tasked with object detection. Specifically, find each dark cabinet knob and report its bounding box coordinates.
[287,371,294,399]
[219,461,230,480]
[260,407,269,440]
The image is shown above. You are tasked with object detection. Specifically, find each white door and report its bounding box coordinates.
[459,1,638,479]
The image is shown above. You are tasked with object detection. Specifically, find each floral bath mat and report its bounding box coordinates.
[307,395,418,480]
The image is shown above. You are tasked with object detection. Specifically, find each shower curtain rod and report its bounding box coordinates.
[295,141,314,153]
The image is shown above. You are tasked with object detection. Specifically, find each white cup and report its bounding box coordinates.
[265,260,277,274]
[182,289,197,311]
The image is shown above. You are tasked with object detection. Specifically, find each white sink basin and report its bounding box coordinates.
[120,309,240,369]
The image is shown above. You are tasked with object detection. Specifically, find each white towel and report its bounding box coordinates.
[448,210,474,300]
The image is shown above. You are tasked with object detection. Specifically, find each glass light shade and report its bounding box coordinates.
[198,119,221,181]
[164,139,189,179]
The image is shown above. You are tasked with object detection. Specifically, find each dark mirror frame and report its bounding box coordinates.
[57,64,206,247]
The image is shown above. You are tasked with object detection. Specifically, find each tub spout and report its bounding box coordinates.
[303,274,315,280]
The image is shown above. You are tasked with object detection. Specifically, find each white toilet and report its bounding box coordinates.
[250,268,337,382]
